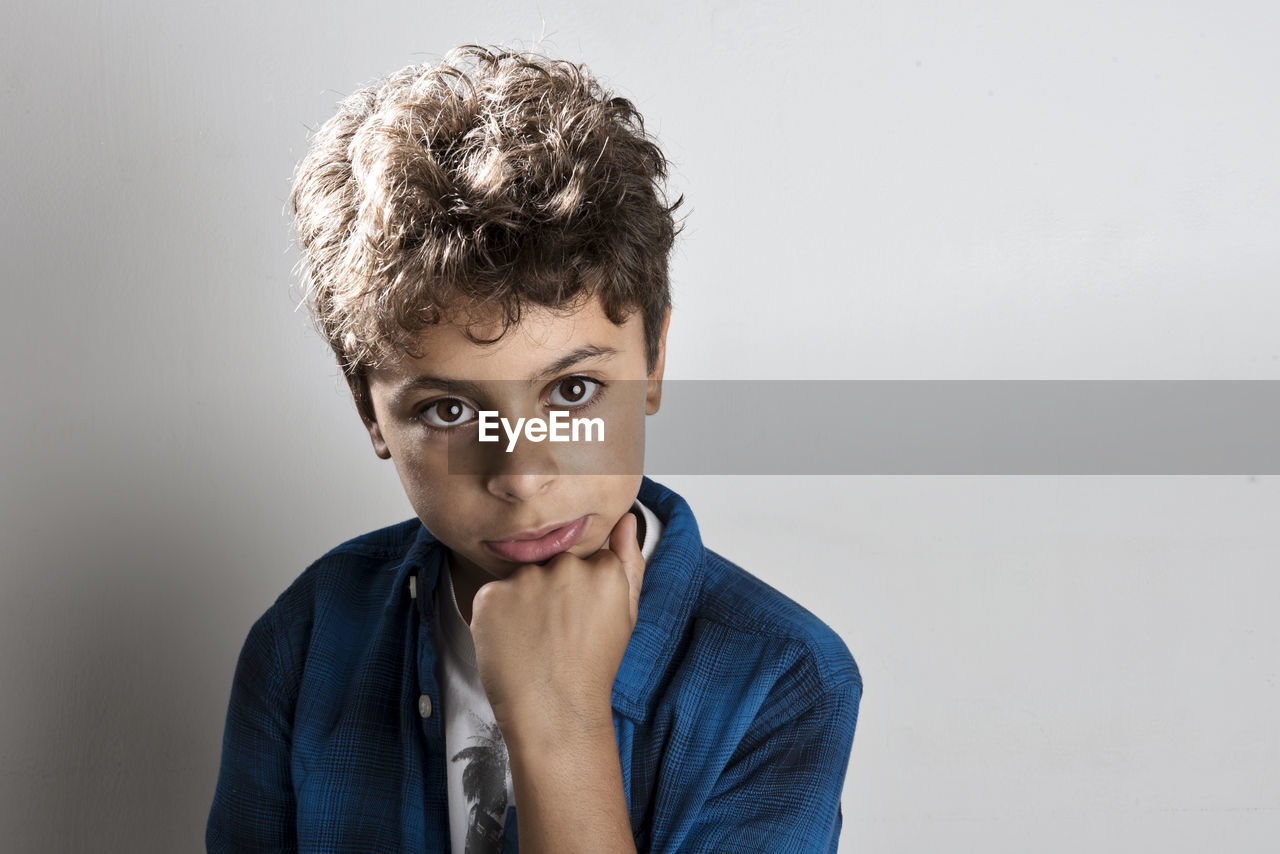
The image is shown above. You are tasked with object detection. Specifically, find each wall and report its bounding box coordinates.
[1,1,1276,850]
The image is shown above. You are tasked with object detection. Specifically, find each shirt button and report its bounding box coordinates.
[418,694,433,718]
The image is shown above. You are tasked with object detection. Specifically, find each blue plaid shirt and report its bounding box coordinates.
[208,477,862,852]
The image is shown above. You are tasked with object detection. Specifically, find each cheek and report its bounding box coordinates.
[569,383,647,475]
[382,436,484,528]
[398,475,480,544]
[384,434,449,498]
[553,416,643,476]
[606,392,648,471]
[577,475,645,554]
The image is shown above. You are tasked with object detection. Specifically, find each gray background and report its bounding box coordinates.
[2,0,1278,851]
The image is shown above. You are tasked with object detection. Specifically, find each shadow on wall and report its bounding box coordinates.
[1,447,271,852]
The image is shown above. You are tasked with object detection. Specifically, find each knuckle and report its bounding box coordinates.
[471,581,499,611]
[588,549,621,571]
[544,551,577,572]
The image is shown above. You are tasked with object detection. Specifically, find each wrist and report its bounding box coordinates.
[503,701,617,761]
[505,706,636,854]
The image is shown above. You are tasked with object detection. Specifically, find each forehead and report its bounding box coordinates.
[372,293,642,384]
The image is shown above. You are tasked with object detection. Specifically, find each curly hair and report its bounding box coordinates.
[290,45,682,421]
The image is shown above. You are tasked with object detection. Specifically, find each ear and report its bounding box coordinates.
[645,307,671,416]
[346,371,392,460]
[364,416,392,460]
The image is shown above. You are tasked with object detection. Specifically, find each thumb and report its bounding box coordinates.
[609,510,646,625]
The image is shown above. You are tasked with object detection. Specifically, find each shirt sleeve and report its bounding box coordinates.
[673,663,862,854]
[206,606,299,853]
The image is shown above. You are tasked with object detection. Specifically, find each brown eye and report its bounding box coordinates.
[419,398,476,428]
[548,376,599,407]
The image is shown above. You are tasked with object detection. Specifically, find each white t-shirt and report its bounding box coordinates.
[433,499,664,854]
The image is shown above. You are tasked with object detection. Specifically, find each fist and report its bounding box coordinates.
[469,511,646,746]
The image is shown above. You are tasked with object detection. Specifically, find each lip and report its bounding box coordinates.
[484,516,589,564]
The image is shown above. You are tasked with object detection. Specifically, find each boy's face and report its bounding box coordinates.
[360,293,668,583]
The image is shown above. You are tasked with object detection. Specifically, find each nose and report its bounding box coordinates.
[485,471,555,502]
[483,431,559,502]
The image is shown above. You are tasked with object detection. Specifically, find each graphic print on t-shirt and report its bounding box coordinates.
[450,712,510,854]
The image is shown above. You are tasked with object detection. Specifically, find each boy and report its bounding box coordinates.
[208,45,861,853]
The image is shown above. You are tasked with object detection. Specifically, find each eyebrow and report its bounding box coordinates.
[390,345,619,404]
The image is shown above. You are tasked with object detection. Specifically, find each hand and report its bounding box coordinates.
[469,511,645,749]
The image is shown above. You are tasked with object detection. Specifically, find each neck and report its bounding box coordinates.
[445,553,487,625]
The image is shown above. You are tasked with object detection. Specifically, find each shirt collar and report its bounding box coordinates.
[395,524,443,631]
[633,494,664,565]
[391,476,706,725]
[611,477,706,723]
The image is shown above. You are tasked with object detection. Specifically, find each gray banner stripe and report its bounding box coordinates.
[446,381,1280,474]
